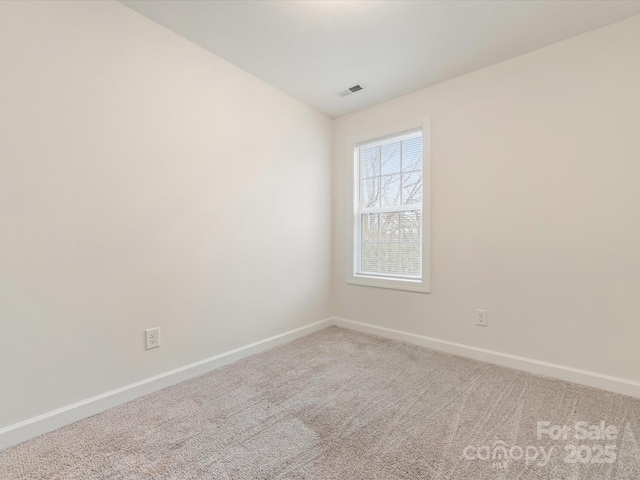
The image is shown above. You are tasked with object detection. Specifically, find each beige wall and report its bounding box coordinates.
[2,0,639,433]
[0,1,332,428]
[332,15,640,382]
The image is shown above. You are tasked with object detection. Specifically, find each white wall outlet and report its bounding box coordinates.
[475,309,487,327]
[145,327,160,350]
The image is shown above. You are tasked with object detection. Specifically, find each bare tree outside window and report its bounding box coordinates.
[356,131,423,279]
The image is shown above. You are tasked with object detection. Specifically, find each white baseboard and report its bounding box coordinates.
[332,317,640,399]
[0,318,332,450]
[4,316,637,451]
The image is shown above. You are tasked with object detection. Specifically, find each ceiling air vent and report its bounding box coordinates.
[338,84,364,97]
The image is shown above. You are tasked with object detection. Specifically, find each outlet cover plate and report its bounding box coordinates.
[475,309,487,327]
[145,327,160,350]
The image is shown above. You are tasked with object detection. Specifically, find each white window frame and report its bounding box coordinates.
[347,116,431,293]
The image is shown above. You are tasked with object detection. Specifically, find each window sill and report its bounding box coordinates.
[347,275,430,294]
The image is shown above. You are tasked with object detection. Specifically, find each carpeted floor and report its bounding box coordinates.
[1,327,639,479]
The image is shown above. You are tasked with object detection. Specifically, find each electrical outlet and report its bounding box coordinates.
[475,309,487,327]
[145,327,160,350]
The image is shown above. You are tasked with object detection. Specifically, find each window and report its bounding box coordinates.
[350,126,430,293]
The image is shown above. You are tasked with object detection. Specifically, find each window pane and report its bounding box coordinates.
[400,211,421,242]
[381,142,401,175]
[402,171,422,206]
[380,174,401,207]
[400,243,421,276]
[361,177,380,208]
[361,213,379,243]
[361,243,379,273]
[402,136,422,172]
[379,212,399,242]
[360,145,380,179]
[380,243,400,274]
[355,129,425,284]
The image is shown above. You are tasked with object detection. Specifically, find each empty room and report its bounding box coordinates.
[1,0,640,478]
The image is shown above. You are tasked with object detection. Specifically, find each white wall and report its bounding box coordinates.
[0,0,332,429]
[2,0,639,436]
[333,15,640,382]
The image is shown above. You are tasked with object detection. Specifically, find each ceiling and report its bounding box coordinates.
[120,0,640,118]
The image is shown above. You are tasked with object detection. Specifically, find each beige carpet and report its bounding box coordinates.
[1,326,639,479]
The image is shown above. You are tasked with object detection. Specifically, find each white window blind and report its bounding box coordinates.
[355,129,423,281]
